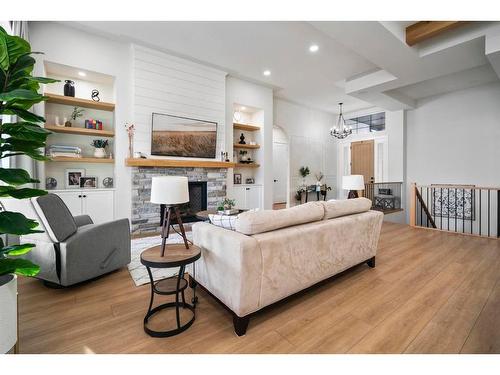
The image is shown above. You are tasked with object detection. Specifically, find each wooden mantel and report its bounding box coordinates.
[125,158,236,168]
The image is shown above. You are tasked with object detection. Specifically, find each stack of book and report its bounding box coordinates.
[47,145,82,158]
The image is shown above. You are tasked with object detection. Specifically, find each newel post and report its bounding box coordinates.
[409,182,416,227]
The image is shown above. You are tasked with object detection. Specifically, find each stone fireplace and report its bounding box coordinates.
[131,166,227,235]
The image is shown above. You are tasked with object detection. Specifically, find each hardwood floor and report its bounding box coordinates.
[17,222,500,354]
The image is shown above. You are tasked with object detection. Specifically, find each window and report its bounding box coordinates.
[345,112,385,134]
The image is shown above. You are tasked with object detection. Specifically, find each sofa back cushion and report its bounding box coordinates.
[235,201,325,235]
[322,197,372,220]
[31,194,78,242]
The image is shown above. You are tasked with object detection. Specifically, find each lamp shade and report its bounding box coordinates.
[150,176,189,205]
[342,175,365,190]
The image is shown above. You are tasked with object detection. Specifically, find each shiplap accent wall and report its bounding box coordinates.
[132,45,227,158]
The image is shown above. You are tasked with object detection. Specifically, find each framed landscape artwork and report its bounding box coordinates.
[151,113,218,158]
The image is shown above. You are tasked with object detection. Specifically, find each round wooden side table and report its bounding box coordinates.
[140,243,201,337]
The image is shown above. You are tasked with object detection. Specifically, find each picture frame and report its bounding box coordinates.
[65,169,85,189]
[234,173,242,185]
[80,176,98,189]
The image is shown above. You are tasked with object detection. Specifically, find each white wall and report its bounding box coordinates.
[406,82,500,228]
[29,22,133,220]
[273,99,337,205]
[226,77,273,209]
[132,45,227,158]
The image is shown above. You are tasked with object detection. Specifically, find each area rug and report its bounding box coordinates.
[128,232,193,286]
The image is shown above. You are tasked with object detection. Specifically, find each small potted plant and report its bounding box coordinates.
[299,166,310,187]
[65,106,84,127]
[217,198,237,215]
[91,139,109,158]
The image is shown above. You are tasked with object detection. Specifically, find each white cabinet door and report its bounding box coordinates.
[55,191,83,216]
[245,186,262,209]
[82,190,114,225]
[233,187,247,210]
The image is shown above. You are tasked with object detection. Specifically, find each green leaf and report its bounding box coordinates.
[0,258,40,277]
[0,30,8,71]
[31,76,59,84]
[0,243,35,256]
[0,122,51,142]
[0,186,47,199]
[0,88,43,102]
[1,108,45,123]
[0,211,43,235]
[0,168,38,185]
[2,137,46,151]
[4,33,31,66]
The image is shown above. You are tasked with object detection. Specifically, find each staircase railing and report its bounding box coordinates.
[410,182,500,238]
[364,182,403,214]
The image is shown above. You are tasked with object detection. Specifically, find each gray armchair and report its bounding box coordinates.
[2,194,131,287]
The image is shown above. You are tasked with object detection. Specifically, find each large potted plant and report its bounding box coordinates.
[0,26,56,353]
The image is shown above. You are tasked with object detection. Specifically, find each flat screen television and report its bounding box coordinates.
[151,113,218,158]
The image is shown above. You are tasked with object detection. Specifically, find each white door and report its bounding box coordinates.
[55,191,83,216]
[232,187,246,210]
[82,190,114,224]
[273,142,288,203]
[245,186,262,209]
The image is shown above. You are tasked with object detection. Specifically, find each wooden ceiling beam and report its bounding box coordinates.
[406,21,467,46]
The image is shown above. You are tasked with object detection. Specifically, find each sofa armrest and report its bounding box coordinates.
[73,214,93,227]
[59,218,131,285]
[192,222,262,317]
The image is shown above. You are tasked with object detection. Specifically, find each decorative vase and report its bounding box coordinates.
[63,80,75,97]
[93,147,106,158]
[0,274,17,353]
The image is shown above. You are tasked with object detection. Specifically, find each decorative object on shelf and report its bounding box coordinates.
[80,176,98,189]
[54,115,64,127]
[224,152,229,162]
[103,177,114,188]
[239,150,252,163]
[343,175,365,199]
[299,166,310,186]
[133,151,146,159]
[66,168,85,189]
[66,106,84,127]
[91,89,100,102]
[91,139,109,158]
[239,133,246,144]
[249,141,257,146]
[63,79,75,97]
[234,173,242,185]
[315,172,324,192]
[125,123,135,159]
[330,102,352,139]
[85,119,103,130]
[47,144,82,159]
[217,198,237,215]
[45,177,57,190]
[246,178,255,184]
[0,27,58,353]
[233,110,242,123]
[150,176,190,255]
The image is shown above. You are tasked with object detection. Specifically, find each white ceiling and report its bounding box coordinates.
[65,21,500,114]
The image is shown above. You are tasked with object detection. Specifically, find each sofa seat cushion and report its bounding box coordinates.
[235,201,324,235]
[322,197,372,220]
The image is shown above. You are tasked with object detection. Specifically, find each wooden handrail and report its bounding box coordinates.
[415,188,437,228]
[418,184,500,191]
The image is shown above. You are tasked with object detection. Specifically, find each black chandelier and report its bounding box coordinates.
[330,102,352,139]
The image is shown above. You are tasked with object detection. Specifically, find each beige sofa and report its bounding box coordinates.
[192,198,384,335]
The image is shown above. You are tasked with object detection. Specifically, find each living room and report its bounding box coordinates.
[1,1,500,374]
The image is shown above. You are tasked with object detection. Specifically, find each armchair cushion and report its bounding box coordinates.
[74,214,93,227]
[31,194,77,242]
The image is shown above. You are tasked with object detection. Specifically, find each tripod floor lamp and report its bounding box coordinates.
[150,176,190,256]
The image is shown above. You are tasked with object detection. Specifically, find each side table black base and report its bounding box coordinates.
[144,301,196,338]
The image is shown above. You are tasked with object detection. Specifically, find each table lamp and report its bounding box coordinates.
[150,176,190,256]
[342,175,365,199]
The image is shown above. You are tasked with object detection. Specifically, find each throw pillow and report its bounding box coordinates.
[208,214,238,231]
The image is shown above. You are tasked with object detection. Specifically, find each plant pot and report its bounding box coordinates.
[0,274,17,353]
[93,148,106,158]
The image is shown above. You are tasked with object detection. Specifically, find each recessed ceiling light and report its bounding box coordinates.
[241,106,246,111]
[78,71,86,77]
[309,44,319,53]
[263,70,271,76]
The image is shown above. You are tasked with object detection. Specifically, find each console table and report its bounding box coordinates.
[140,244,201,337]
